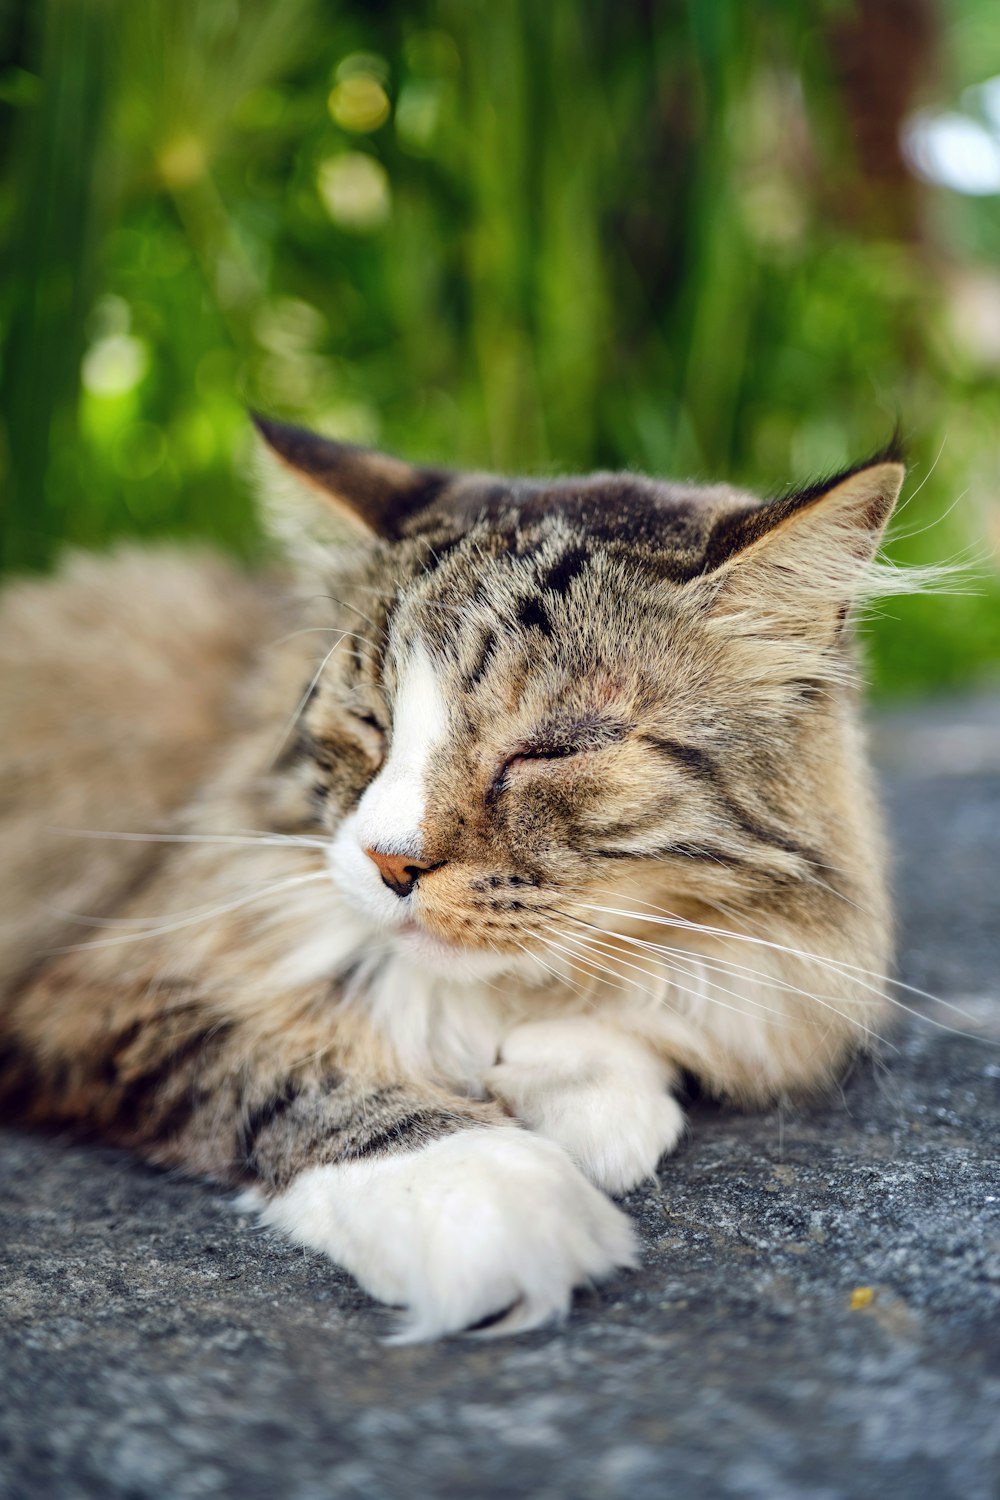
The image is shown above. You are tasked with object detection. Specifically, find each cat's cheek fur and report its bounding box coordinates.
[255,1126,637,1342]
[484,1019,685,1195]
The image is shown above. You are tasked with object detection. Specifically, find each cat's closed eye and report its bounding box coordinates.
[488,740,595,805]
[505,742,580,772]
[495,716,631,794]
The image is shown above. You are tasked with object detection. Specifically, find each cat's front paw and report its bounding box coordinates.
[257,1126,636,1342]
[485,1018,685,1195]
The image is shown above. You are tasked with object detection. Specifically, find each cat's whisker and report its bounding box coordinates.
[537,935,642,1005]
[266,625,376,652]
[45,856,326,930]
[590,886,952,1002]
[46,872,330,955]
[578,899,991,1041]
[541,927,694,1011]
[593,882,863,990]
[557,922,823,1029]
[231,825,330,847]
[546,926,811,1035]
[541,926,783,1035]
[589,892,947,1012]
[617,927,860,1011]
[55,828,330,852]
[543,927,694,1005]
[309,593,381,631]
[891,432,947,518]
[512,940,593,1003]
[269,634,349,764]
[559,921,894,1048]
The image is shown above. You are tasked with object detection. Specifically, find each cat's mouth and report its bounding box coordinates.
[384,905,540,981]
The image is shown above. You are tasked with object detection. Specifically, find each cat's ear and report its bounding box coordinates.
[696,453,905,631]
[252,413,451,539]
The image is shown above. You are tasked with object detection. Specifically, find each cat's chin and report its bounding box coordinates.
[394,920,460,966]
[391,921,527,981]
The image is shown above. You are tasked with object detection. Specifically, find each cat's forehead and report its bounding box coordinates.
[410,471,757,583]
[362,476,737,672]
[362,486,736,709]
[382,514,643,663]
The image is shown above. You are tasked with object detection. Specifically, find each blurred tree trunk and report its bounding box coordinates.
[825,0,939,242]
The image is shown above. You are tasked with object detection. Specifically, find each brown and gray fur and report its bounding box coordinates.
[0,419,910,1337]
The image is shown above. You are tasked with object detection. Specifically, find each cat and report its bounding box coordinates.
[0,417,912,1340]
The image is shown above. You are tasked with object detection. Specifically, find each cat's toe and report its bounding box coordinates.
[257,1125,637,1342]
[564,1088,686,1194]
[486,1061,685,1194]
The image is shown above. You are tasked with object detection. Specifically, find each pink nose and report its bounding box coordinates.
[364,848,441,899]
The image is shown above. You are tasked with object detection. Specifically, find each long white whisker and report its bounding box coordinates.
[512,940,593,1003]
[47,872,329,954]
[547,926,810,1035]
[46,858,325,930]
[590,887,979,1015]
[579,901,991,1040]
[592,889,872,999]
[888,492,967,545]
[539,934,650,1005]
[310,593,381,630]
[266,625,375,651]
[892,432,946,517]
[560,922,820,1029]
[54,828,330,852]
[269,634,348,764]
[563,921,892,1048]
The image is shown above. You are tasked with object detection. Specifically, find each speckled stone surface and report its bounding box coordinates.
[2,696,999,1500]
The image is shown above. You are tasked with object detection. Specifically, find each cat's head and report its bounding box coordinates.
[256,415,904,975]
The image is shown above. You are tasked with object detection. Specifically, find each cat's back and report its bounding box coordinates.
[0,546,279,990]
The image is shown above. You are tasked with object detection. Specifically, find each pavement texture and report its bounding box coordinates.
[2,695,999,1500]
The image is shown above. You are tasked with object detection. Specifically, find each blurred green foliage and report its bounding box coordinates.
[1,0,999,695]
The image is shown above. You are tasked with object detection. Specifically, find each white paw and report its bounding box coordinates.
[484,1018,685,1195]
[257,1126,636,1342]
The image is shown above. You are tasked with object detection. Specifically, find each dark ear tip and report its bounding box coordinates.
[249,409,287,448]
[870,424,907,469]
[249,410,336,469]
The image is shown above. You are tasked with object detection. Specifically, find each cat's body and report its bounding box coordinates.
[0,425,904,1339]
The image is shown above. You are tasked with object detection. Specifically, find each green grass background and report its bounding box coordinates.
[1,0,999,696]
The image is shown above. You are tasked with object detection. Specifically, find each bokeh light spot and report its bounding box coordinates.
[255,298,327,354]
[334,52,389,85]
[395,82,442,152]
[156,135,207,189]
[317,153,390,230]
[81,334,149,397]
[904,110,1000,196]
[328,76,390,133]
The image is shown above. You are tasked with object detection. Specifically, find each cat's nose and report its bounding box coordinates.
[364,848,442,899]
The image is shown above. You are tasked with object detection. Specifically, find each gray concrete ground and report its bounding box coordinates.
[2,696,999,1500]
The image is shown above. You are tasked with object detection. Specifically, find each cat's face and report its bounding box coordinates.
[259,418,904,974]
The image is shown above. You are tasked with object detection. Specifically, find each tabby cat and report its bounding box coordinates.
[0,418,909,1339]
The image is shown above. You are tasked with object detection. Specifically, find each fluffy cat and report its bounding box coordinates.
[0,418,911,1339]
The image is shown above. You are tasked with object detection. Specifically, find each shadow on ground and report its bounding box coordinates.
[2,696,999,1500]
